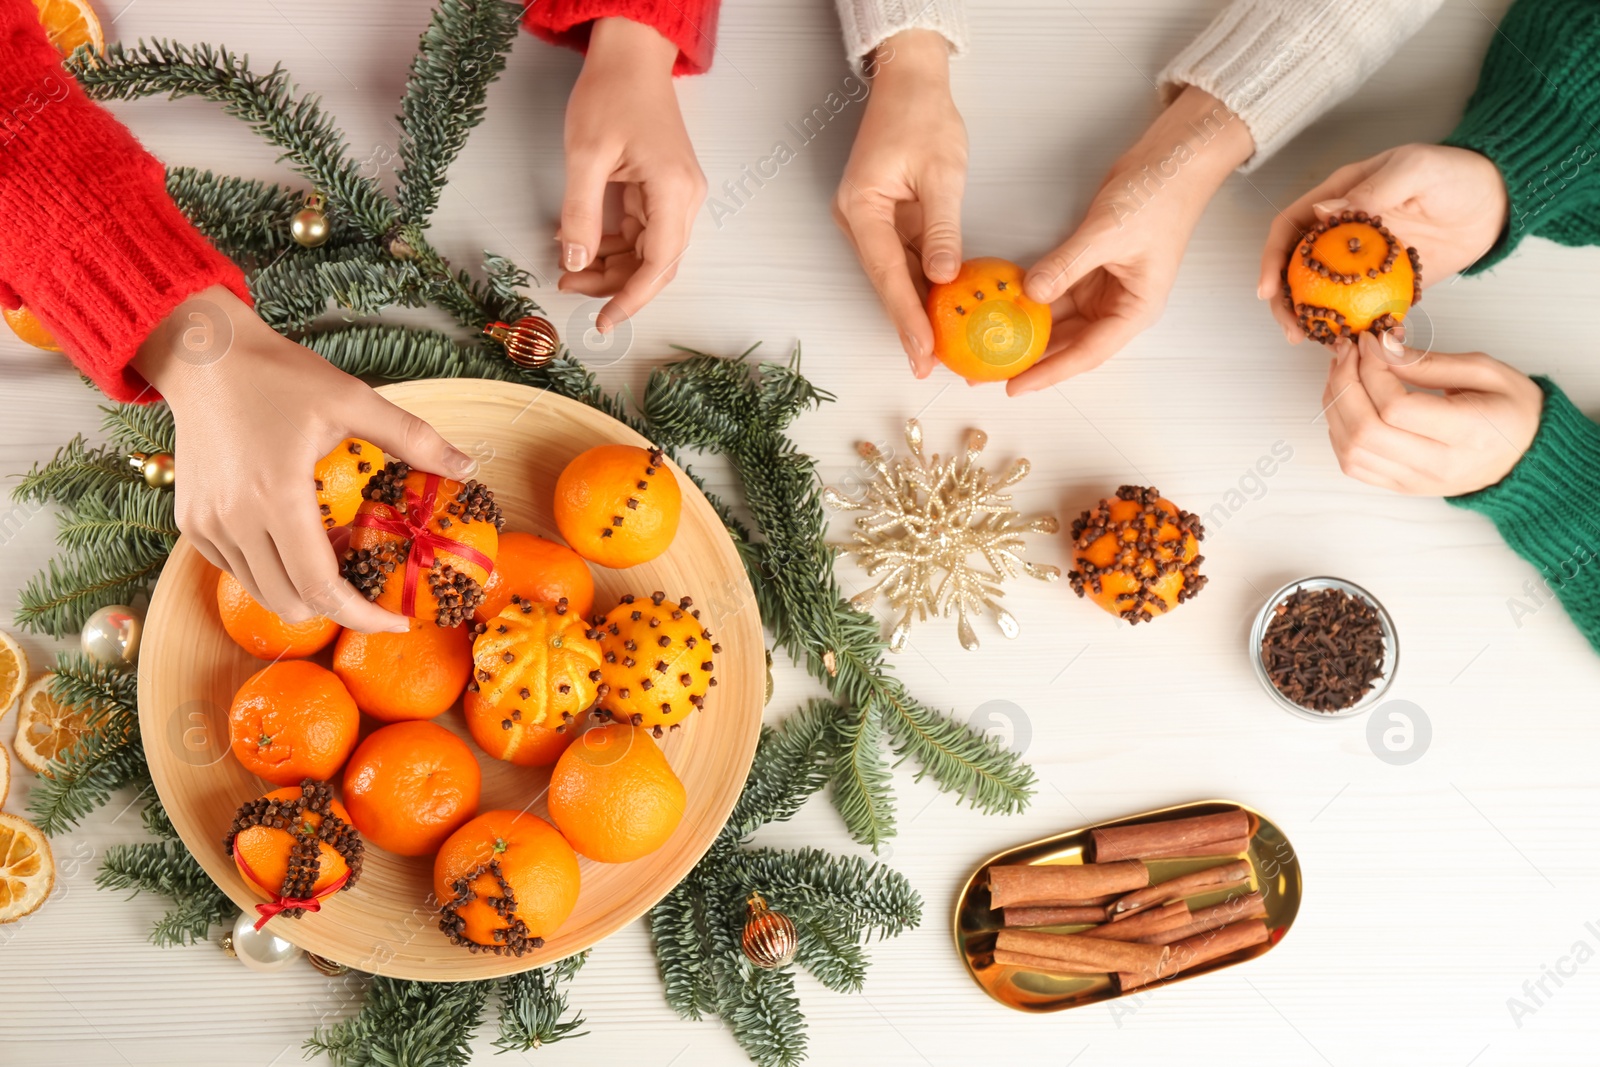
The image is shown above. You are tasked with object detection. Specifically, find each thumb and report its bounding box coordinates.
[1025,226,1109,303]
[918,175,964,284]
[359,396,476,481]
[1384,342,1506,394]
[559,150,612,274]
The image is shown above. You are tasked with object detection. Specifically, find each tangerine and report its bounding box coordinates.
[342,461,502,627]
[315,438,381,529]
[342,721,481,856]
[475,532,595,623]
[216,569,341,660]
[594,592,716,736]
[465,599,602,765]
[3,306,61,351]
[547,723,685,863]
[228,783,362,906]
[553,445,681,569]
[1285,211,1421,345]
[332,618,472,722]
[927,258,1052,381]
[228,661,360,786]
[434,810,579,950]
[1067,485,1207,625]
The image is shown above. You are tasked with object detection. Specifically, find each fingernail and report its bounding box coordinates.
[1383,326,1406,351]
[563,243,589,272]
[1312,198,1350,216]
[1024,273,1052,302]
[447,448,476,477]
[928,252,957,280]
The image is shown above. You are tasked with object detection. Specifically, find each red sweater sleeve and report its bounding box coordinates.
[0,0,249,402]
[521,0,720,76]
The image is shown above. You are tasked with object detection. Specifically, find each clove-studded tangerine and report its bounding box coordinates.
[591,592,716,736]
[927,257,1052,381]
[226,780,363,922]
[1285,210,1421,345]
[553,445,682,569]
[341,461,502,627]
[1067,485,1206,625]
[314,438,381,529]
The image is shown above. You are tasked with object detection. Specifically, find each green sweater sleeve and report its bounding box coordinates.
[1442,0,1600,272]
[1448,378,1600,652]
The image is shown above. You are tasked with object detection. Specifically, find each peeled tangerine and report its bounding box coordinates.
[927,258,1052,382]
[464,597,603,766]
[1067,486,1207,625]
[1285,210,1421,345]
[593,592,717,737]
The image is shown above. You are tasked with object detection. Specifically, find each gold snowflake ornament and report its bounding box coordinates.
[823,419,1059,652]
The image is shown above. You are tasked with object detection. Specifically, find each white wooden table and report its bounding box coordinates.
[7,0,1599,1063]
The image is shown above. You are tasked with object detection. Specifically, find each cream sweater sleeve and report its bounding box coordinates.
[835,0,967,76]
[1159,0,1447,171]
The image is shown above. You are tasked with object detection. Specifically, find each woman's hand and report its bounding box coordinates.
[558,17,707,332]
[833,29,967,379]
[1010,86,1254,395]
[132,287,477,632]
[1260,144,1508,343]
[1322,331,1542,496]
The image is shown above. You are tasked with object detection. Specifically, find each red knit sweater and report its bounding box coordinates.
[0,0,719,402]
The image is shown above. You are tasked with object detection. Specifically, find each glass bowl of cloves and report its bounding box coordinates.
[1249,576,1398,721]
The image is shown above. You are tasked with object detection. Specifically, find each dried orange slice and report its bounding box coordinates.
[2,307,62,352]
[33,0,104,57]
[14,674,91,775]
[0,813,55,924]
[0,630,27,722]
[0,745,10,807]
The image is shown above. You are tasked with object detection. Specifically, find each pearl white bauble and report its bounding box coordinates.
[230,911,302,972]
[80,604,142,666]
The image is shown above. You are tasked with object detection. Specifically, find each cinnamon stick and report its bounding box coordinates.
[1089,810,1252,862]
[1117,919,1270,991]
[1002,905,1106,927]
[994,928,1169,975]
[1108,859,1252,919]
[992,948,1110,976]
[987,861,1149,909]
[1081,901,1190,942]
[1135,891,1267,945]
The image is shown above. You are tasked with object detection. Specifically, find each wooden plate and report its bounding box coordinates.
[953,800,1301,1011]
[138,379,764,980]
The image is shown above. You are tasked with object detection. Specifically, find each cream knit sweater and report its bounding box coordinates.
[834,0,968,75]
[837,0,1447,171]
[1160,0,1447,170]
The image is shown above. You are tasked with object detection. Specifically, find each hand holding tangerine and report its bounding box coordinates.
[926,258,1051,382]
[1284,211,1421,345]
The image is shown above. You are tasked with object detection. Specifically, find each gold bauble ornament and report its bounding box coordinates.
[127,451,175,489]
[290,193,331,248]
[740,892,798,969]
[484,316,559,369]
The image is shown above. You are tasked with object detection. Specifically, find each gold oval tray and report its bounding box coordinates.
[139,379,765,981]
[954,800,1301,1012]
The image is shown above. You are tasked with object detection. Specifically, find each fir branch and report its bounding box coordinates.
[650,878,725,1021]
[68,42,395,237]
[306,978,491,1067]
[164,167,318,261]
[726,968,806,1067]
[829,700,895,848]
[56,482,179,556]
[101,402,175,455]
[27,725,147,835]
[95,840,233,945]
[878,680,1037,813]
[493,954,590,1052]
[793,918,869,994]
[11,435,136,507]
[723,700,837,843]
[14,542,167,637]
[726,848,921,941]
[47,654,139,725]
[304,323,515,383]
[395,0,521,223]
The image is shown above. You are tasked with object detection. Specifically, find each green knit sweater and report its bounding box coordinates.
[1438,0,1600,651]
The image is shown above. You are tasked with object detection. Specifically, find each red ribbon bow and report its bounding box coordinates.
[350,472,495,617]
[235,853,352,930]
